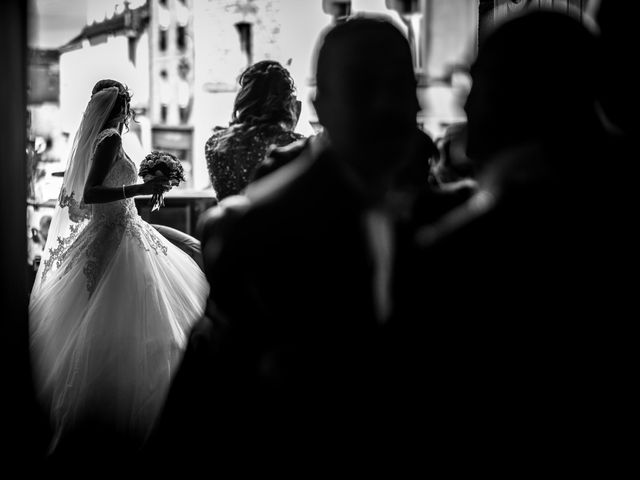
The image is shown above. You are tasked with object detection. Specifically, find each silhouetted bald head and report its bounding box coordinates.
[312,16,420,184]
[315,16,416,100]
[465,9,600,162]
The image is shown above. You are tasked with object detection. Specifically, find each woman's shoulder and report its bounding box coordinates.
[95,128,122,146]
[206,124,303,158]
[97,127,121,140]
[207,125,229,139]
[205,125,242,152]
[207,124,246,139]
[93,128,122,155]
[281,130,306,141]
[261,126,305,144]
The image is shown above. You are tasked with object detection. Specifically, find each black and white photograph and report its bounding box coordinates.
[1,0,636,474]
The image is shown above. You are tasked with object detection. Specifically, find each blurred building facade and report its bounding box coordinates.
[51,0,485,192]
[149,0,197,188]
[47,0,592,195]
[28,48,59,105]
[27,47,64,205]
[59,1,151,167]
[27,48,62,270]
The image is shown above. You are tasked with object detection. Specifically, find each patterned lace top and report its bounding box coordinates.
[205,123,304,200]
[92,128,139,223]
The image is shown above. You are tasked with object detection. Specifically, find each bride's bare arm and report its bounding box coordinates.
[83,134,168,204]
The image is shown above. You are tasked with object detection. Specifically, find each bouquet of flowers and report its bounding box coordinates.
[138,150,186,212]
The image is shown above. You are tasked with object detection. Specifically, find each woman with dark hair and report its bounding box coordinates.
[205,60,305,200]
[29,79,209,459]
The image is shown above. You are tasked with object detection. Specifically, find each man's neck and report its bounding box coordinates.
[328,150,396,209]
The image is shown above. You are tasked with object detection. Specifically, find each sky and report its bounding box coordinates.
[29,0,88,49]
[27,0,414,50]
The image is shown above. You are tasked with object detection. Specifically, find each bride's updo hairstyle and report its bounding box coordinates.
[231,60,298,129]
[91,79,135,131]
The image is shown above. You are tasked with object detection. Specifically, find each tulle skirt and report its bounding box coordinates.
[29,216,209,451]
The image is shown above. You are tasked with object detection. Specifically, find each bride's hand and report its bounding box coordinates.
[138,176,171,195]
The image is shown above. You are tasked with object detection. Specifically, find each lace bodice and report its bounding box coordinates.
[91,128,139,224]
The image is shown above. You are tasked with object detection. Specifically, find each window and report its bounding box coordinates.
[158,2,171,52]
[177,26,186,50]
[159,70,170,123]
[176,0,189,50]
[159,30,167,51]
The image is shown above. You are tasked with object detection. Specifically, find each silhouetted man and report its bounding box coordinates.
[148,15,423,471]
[411,9,631,472]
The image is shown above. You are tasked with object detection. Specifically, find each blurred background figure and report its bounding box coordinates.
[27,209,52,291]
[404,120,478,227]
[30,214,52,261]
[430,121,474,186]
[404,8,625,470]
[205,60,305,200]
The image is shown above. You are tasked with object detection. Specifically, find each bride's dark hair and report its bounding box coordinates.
[231,60,297,129]
[92,79,137,131]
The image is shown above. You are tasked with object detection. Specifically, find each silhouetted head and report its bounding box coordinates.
[91,79,133,130]
[588,0,639,135]
[232,60,299,129]
[465,10,599,164]
[313,15,420,180]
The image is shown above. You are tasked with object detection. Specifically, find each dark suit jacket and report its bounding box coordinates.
[148,140,406,469]
[396,139,637,470]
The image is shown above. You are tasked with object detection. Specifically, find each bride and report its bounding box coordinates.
[29,79,209,454]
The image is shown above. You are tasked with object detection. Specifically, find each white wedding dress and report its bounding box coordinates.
[29,128,209,449]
